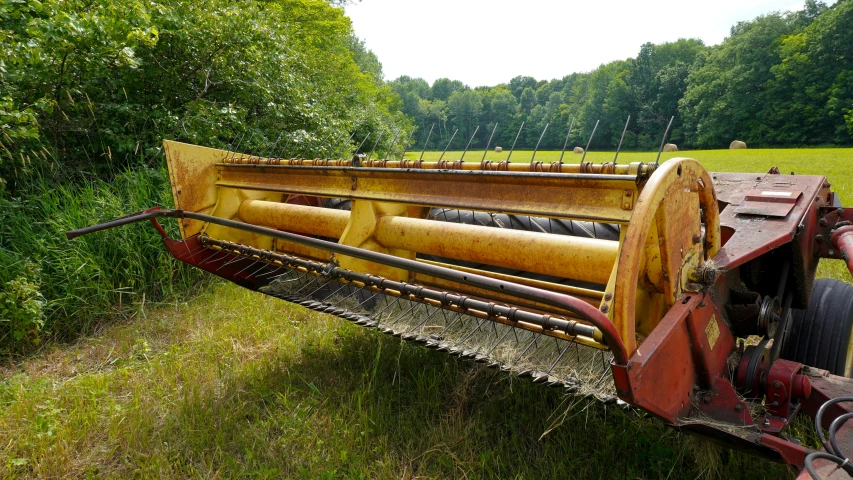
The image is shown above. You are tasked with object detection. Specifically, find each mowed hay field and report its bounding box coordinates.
[1,149,851,479]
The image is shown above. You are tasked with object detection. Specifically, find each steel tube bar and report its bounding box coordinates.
[65,207,629,364]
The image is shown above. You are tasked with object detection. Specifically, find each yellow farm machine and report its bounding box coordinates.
[68,135,853,478]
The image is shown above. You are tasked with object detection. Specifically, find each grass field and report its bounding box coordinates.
[1,149,851,478]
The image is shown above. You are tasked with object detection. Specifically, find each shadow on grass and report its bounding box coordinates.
[163,324,790,479]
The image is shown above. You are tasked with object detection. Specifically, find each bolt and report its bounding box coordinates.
[838,208,845,216]
[699,301,707,307]
[604,293,613,301]
[820,218,828,227]
[828,249,835,256]
[600,305,609,313]
[703,395,712,404]
[771,401,779,407]
[773,381,782,389]
[734,404,744,412]
[797,224,805,233]
[625,191,632,197]
[816,235,824,243]
[692,234,701,244]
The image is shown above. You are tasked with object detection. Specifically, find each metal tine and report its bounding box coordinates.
[399,130,415,160]
[460,125,479,161]
[230,132,246,161]
[437,128,458,162]
[199,248,233,267]
[530,122,549,162]
[385,301,422,328]
[655,115,675,164]
[336,131,357,159]
[258,133,283,159]
[323,132,348,159]
[316,280,354,303]
[384,130,401,160]
[173,242,209,261]
[256,265,284,279]
[354,132,371,155]
[289,274,328,296]
[506,121,524,162]
[456,316,490,345]
[238,132,258,162]
[366,130,385,161]
[613,115,630,165]
[435,311,466,338]
[245,260,275,279]
[352,290,383,312]
[419,123,435,161]
[214,252,250,272]
[481,123,498,162]
[558,117,575,164]
[277,134,294,159]
[309,133,332,159]
[222,133,237,161]
[304,278,340,299]
[484,324,515,356]
[327,284,365,307]
[580,119,600,164]
[513,331,544,365]
[232,258,264,278]
[545,341,573,374]
[403,303,443,334]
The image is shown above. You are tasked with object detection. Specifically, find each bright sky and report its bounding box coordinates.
[345,0,828,87]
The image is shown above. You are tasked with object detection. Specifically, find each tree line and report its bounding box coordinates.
[391,0,852,152]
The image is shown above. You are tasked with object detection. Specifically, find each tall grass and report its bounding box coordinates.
[0,166,203,353]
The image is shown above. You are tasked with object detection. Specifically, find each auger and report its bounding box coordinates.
[68,123,853,479]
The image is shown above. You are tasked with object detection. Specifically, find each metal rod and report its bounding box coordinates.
[354,132,370,154]
[336,131,357,159]
[655,116,675,164]
[277,134,294,159]
[481,123,498,162]
[506,122,524,162]
[258,133,283,159]
[419,123,435,161]
[385,130,401,159]
[438,129,458,161]
[613,115,630,164]
[367,130,385,161]
[530,123,549,162]
[460,125,479,161]
[558,117,575,164]
[580,120,599,163]
[231,133,246,160]
[65,208,629,364]
[399,130,415,161]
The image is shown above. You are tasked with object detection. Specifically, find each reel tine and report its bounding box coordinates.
[506,121,524,162]
[481,123,498,162]
[581,119,599,164]
[419,123,435,161]
[558,117,575,164]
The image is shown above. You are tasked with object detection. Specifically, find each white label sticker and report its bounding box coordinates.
[760,191,793,197]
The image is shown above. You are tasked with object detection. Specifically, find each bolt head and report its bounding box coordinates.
[734,404,744,412]
[773,381,782,389]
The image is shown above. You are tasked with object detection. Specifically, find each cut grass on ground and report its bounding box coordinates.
[1,283,791,479]
[2,148,851,478]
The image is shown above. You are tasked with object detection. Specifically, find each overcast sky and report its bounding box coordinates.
[345,0,829,87]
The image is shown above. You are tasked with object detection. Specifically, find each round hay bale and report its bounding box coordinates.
[663,143,678,152]
[494,146,503,153]
[730,140,747,149]
[573,146,584,154]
